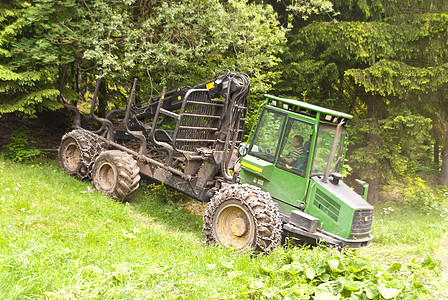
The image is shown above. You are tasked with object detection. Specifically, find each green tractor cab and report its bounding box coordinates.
[239,94,373,248]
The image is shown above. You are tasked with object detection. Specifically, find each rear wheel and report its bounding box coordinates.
[203,184,282,253]
[58,129,102,180]
[92,150,140,200]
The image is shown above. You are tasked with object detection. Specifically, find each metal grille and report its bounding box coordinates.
[350,209,373,235]
[173,90,223,152]
[314,189,340,221]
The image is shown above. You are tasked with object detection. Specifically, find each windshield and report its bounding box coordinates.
[248,109,286,163]
[312,123,347,176]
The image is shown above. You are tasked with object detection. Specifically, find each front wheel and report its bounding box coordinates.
[92,150,140,200]
[203,184,282,253]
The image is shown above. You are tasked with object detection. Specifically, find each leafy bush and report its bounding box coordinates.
[144,182,187,204]
[3,128,41,162]
[249,245,431,299]
[401,177,448,215]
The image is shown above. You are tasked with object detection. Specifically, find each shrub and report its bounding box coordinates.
[401,177,447,214]
[144,181,186,204]
[3,128,41,162]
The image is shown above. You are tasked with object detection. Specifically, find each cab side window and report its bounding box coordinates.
[249,109,286,163]
[277,118,313,175]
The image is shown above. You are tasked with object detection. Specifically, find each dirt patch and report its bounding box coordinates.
[178,199,207,216]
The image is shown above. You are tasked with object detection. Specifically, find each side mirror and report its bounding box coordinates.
[355,179,369,200]
[238,143,248,157]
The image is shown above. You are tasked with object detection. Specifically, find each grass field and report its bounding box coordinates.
[0,157,447,299]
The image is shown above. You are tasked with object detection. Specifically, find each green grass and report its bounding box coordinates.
[359,205,448,299]
[0,157,446,299]
[359,202,448,267]
[370,205,448,254]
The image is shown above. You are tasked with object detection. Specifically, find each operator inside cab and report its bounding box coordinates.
[274,115,313,175]
[281,135,304,167]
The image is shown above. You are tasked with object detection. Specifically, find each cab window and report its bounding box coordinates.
[277,118,313,175]
[312,124,347,175]
[249,109,286,163]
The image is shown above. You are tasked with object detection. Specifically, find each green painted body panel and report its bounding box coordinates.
[265,94,353,120]
[305,179,351,238]
[266,167,308,215]
[305,177,372,239]
[240,155,274,180]
[240,155,308,216]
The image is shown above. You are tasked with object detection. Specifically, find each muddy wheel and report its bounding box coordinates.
[203,184,282,253]
[58,129,102,180]
[92,150,140,200]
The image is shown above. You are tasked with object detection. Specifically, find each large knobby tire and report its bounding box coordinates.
[58,129,102,180]
[92,150,140,200]
[203,184,282,253]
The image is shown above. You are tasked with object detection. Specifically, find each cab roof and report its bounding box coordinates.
[265,94,353,122]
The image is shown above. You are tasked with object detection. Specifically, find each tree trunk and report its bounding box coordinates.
[57,64,68,103]
[434,142,439,166]
[436,118,448,186]
[73,57,82,106]
[97,79,107,118]
[264,0,288,28]
[439,145,448,186]
[365,94,384,203]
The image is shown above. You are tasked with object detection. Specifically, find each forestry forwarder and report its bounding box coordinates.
[58,70,373,253]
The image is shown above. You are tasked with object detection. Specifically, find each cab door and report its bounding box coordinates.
[269,117,315,215]
[239,108,286,197]
[239,108,315,216]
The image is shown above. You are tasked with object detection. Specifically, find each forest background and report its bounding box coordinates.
[1,0,448,205]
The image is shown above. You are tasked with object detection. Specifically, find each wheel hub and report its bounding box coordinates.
[204,184,281,253]
[98,162,116,191]
[230,217,248,237]
[65,143,80,171]
[214,201,255,250]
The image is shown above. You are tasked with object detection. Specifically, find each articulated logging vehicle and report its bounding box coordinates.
[59,71,373,253]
